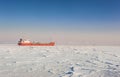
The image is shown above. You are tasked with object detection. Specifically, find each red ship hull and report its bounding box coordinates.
[18,42,55,46]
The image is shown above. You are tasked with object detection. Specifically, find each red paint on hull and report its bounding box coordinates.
[18,42,55,46]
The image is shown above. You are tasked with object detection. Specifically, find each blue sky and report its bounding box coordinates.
[0,0,120,45]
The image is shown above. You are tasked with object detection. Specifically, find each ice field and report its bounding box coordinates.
[0,44,120,77]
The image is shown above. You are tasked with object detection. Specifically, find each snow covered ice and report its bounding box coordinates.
[0,44,120,77]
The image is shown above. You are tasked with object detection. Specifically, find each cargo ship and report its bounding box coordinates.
[18,38,55,46]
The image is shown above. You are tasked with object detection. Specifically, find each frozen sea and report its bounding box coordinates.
[0,44,120,77]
